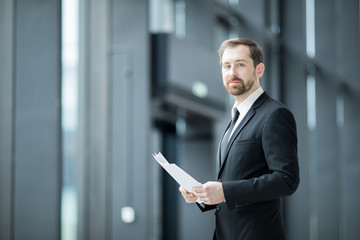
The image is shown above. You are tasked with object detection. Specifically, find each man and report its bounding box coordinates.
[179,38,300,240]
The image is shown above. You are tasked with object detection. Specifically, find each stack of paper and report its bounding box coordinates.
[152,152,203,204]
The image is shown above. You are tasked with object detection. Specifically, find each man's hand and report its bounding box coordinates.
[193,181,225,205]
[179,182,226,205]
[179,186,198,203]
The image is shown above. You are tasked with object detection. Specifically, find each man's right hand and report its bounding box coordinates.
[179,186,197,203]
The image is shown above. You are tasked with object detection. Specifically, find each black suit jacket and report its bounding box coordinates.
[197,92,300,240]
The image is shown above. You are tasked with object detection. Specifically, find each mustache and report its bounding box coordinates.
[228,77,243,83]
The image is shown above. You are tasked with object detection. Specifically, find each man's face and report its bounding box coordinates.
[221,45,261,97]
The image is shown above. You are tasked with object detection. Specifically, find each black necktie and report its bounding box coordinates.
[220,108,240,166]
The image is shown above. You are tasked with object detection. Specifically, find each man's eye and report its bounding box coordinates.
[224,65,231,69]
[238,63,244,67]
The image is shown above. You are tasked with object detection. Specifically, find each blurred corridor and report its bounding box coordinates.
[1,0,360,239]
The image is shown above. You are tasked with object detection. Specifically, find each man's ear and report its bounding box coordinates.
[256,63,265,77]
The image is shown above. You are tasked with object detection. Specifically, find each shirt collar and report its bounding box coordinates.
[231,87,264,118]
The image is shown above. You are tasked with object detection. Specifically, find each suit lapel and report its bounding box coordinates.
[217,92,269,177]
[218,121,231,171]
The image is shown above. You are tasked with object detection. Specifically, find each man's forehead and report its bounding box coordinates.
[222,45,251,62]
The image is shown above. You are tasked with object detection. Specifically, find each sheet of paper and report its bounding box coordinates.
[153,152,203,204]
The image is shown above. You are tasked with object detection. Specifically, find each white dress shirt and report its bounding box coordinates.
[228,87,264,140]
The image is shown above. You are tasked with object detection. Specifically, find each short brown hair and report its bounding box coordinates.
[218,38,264,68]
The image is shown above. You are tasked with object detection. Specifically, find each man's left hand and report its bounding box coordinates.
[192,181,225,205]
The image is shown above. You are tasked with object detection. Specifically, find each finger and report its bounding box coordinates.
[184,195,197,203]
[192,186,203,193]
[186,195,197,200]
[183,192,195,199]
[179,187,191,195]
[194,189,207,197]
[180,189,195,197]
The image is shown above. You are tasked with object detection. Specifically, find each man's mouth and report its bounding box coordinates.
[228,77,241,83]
[228,78,242,84]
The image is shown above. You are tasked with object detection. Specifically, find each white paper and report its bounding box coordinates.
[152,152,203,204]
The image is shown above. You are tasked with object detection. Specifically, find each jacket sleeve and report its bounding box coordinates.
[196,202,216,212]
[222,108,300,210]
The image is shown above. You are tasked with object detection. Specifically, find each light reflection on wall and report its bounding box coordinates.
[306,0,315,59]
[61,0,79,239]
[306,0,317,239]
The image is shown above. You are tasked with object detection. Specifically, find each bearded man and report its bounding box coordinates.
[179,38,300,240]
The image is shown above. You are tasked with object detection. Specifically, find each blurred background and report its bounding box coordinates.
[0,0,359,239]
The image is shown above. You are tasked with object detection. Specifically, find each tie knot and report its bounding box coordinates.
[233,108,240,121]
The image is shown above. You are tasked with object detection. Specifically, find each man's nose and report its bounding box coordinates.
[230,66,238,77]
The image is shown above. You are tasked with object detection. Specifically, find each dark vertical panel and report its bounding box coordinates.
[314,79,339,240]
[162,131,179,240]
[177,117,216,240]
[13,0,62,239]
[0,0,14,239]
[341,92,360,239]
[314,0,340,238]
[151,33,168,98]
[339,0,360,93]
[282,0,310,239]
[339,0,360,239]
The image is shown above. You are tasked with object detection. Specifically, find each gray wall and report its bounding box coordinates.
[109,0,152,239]
[0,0,62,239]
[0,0,14,239]
[77,0,110,239]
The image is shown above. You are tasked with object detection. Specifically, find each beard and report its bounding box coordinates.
[225,76,256,96]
